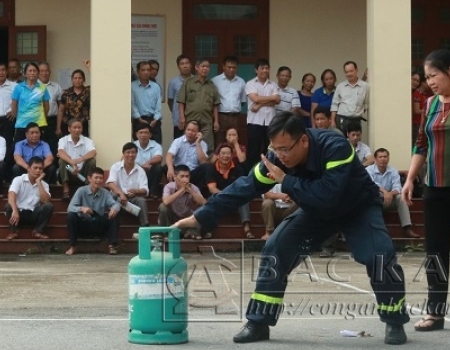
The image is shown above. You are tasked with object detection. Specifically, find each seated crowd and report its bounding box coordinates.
[1,57,419,256]
[3,117,417,256]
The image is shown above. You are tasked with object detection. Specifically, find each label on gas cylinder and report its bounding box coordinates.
[129,274,184,300]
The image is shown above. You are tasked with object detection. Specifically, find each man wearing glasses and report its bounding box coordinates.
[174,111,410,346]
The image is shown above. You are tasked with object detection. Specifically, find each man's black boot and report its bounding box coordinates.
[233,321,270,343]
[384,323,407,345]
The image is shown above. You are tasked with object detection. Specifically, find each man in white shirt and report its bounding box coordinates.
[0,61,17,176]
[330,61,369,134]
[212,55,246,147]
[106,142,150,228]
[58,118,96,199]
[261,184,298,240]
[5,156,54,240]
[133,123,163,199]
[274,66,301,115]
[347,122,374,167]
[38,61,62,161]
[245,58,280,168]
[167,55,193,140]
[366,148,419,238]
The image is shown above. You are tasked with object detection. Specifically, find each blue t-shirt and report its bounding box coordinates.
[311,87,336,109]
[12,81,50,128]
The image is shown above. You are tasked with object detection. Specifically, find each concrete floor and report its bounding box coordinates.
[0,250,449,350]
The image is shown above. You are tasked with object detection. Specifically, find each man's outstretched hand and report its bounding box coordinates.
[172,215,198,228]
[261,154,286,183]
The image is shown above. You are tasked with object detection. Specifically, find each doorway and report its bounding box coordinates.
[0,27,8,63]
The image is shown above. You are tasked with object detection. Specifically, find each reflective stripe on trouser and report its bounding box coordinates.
[246,205,410,326]
[246,293,284,326]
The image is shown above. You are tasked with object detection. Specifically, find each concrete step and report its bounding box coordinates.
[0,238,266,255]
[0,223,424,254]
[0,190,426,254]
[0,196,265,211]
[0,210,268,226]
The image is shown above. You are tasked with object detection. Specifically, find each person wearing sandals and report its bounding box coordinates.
[66,167,120,255]
[403,49,450,332]
[133,123,163,200]
[57,118,96,199]
[159,164,206,240]
[106,143,150,236]
[5,156,54,240]
[204,143,254,239]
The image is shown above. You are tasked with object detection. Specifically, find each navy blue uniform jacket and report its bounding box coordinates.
[194,128,380,230]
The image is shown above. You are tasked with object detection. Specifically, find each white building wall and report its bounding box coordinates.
[14,0,411,169]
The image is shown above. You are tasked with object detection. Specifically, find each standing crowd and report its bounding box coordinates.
[0,54,419,251]
[2,48,450,344]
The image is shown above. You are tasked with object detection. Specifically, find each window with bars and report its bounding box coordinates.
[441,38,450,50]
[411,38,425,60]
[411,6,425,22]
[234,36,256,57]
[412,66,423,76]
[16,32,39,55]
[194,4,257,20]
[195,35,218,58]
[439,8,450,22]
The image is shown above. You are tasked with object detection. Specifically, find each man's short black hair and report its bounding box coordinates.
[216,143,233,154]
[136,61,150,71]
[267,112,306,140]
[313,106,331,118]
[174,164,190,175]
[343,61,358,70]
[135,123,152,133]
[346,121,362,134]
[88,167,105,177]
[122,142,138,153]
[28,156,44,167]
[374,148,390,157]
[176,54,190,65]
[25,122,40,132]
[195,57,209,66]
[148,59,159,68]
[255,58,270,70]
[277,66,292,75]
[223,55,239,65]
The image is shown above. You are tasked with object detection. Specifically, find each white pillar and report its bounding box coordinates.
[367,0,411,169]
[90,0,131,168]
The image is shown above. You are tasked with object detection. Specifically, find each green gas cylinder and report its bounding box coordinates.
[128,226,188,344]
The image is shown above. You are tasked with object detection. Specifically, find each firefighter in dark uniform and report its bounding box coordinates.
[174,111,410,345]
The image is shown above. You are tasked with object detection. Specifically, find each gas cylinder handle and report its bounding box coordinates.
[137,227,181,259]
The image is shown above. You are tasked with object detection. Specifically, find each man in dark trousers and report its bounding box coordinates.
[174,111,410,345]
[66,167,120,256]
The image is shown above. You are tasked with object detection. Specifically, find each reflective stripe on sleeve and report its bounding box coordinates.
[326,145,355,170]
[254,164,277,185]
